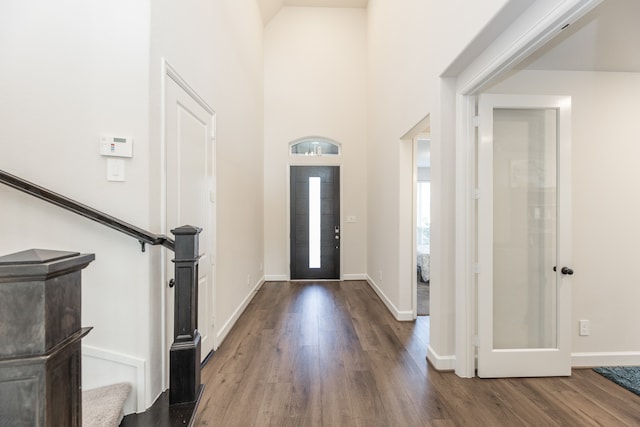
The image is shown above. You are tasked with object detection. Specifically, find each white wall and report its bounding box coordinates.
[488,69,640,364]
[205,0,265,346]
[263,7,367,279]
[0,0,264,413]
[365,0,510,355]
[150,0,265,350]
[0,0,154,412]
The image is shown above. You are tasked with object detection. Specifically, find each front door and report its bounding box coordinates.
[290,166,340,280]
[165,73,215,363]
[477,94,572,378]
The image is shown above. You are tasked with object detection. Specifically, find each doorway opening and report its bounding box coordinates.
[401,114,431,321]
[416,138,431,316]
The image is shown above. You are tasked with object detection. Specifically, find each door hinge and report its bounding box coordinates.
[474,262,480,274]
[473,115,480,127]
[473,189,480,200]
[474,335,480,347]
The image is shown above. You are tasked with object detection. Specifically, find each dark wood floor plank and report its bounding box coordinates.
[567,368,640,425]
[189,281,640,427]
[253,382,293,427]
[487,379,561,426]
[289,344,323,424]
[347,369,390,426]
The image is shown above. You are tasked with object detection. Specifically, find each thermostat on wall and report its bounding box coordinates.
[100,136,133,157]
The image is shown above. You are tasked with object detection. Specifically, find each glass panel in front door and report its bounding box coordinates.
[493,108,557,350]
[309,176,321,268]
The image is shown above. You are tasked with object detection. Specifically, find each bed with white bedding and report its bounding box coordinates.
[417,244,430,283]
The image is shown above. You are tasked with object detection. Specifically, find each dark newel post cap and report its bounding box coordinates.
[0,249,95,280]
[0,249,80,265]
[171,225,202,260]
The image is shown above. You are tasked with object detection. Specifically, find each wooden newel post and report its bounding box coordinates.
[169,225,203,405]
[0,249,94,426]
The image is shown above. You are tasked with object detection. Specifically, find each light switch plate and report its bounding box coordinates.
[107,158,125,182]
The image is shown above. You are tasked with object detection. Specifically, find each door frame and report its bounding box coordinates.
[287,158,343,281]
[412,134,432,319]
[451,0,602,377]
[402,115,431,319]
[160,59,217,389]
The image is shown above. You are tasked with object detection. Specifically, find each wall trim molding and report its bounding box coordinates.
[264,274,368,282]
[264,274,289,281]
[427,345,456,371]
[82,345,146,414]
[572,351,640,368]
[343,274,367,281]
[365,276,413,321]
[216,278,264,347]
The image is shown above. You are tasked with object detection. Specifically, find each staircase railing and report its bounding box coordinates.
[0,168,202,407]
[0,169,174,252]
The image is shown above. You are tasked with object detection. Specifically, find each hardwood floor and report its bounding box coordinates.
[193,280,640,426]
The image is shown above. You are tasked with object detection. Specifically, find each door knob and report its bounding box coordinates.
[561,267,574,275]
[553,266,574,275]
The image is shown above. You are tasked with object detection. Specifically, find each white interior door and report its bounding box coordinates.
[477,94,572,378]
[165,74,215,363]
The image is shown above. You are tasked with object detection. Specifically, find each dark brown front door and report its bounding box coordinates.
[290,166,340,280]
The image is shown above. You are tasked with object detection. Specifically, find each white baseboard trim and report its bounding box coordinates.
[427,345,456,371]
[572,351,640,368]
[82,345,146,414]
[343,274,367,281]
[216,277,264,347]
[264,274,368,282]
[365,275,413,321]
[264,274,288,281]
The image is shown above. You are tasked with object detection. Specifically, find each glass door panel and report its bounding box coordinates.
[493,108,557,350]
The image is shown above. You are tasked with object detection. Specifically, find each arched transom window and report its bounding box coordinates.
[289,137,341,156]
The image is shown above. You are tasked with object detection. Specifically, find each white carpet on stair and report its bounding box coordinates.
[83,382,132,427]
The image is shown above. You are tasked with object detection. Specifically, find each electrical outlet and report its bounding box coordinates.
[579,319,590,336]
[259,263,263,272]
[247,274,251,286]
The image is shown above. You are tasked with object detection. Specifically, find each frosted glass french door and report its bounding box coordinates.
[477,94,572,378]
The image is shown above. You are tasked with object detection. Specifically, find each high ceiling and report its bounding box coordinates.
[257,0,640,72]
[257,0,368,25]
[520,0,640,72]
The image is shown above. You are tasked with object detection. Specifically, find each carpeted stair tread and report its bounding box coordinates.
[83,382,131,427]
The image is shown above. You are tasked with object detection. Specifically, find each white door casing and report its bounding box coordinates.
[452,0,601,378]
[164,65,216,366]
[477,94,571,378]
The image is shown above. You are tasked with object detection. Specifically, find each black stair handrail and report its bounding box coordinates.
[0,169,174,252]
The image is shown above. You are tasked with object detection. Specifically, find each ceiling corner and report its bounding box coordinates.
[257,0,284,26]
